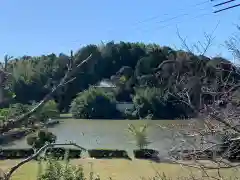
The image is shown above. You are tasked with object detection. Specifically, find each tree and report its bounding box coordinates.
[32,100,60,122]
[127,124,150,149]
[3,37,240,180]
[0,55,14,107]
[70,87,121,119]
[26,129,57,150]
[133,87,188,119]
[0,50,93,180]
[0,51,93,133]
[154,27,240,180]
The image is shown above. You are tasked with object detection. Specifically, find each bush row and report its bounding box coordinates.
[0,148,159,160]
[0,148,34,159]
[0,148,82,160]
[133,149,159,160]
[45,148,82,160]
[88,149,131,159]
[1,148,239,162]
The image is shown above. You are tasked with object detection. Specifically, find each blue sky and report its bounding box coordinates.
[0,0,239,60]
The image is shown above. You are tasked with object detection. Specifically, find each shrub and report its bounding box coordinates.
[0,108,10,122]
[133,87,189,119]
[26,129,57,150]
[8,103,30,118]
[45,148,82,160]
[32,100,60,122]
[0,148,34,159]
[128,124,150,149]
[45,147,66,160]
[88,149,130,159]
[133,149,159,160]
[37,158,86,180]
[0,108,10,117]
[70,87,122,119]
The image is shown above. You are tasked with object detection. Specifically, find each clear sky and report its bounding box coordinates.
[0,0,239,60]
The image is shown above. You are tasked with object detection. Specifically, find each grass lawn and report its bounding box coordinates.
[0,159,239,180]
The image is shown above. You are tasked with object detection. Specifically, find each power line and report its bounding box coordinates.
[133,0,210,26]
[107,0,211,34]
[131,7,211,34]
[140,11,212,34]
[109,9,215,41]
[106,1,216,41]
[213,0,236,7]
[108,7,211,38]
[113,11,212,41]
[211,0,240,13]
[214,3,240,13]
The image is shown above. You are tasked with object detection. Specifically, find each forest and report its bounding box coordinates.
[0,41,239,120]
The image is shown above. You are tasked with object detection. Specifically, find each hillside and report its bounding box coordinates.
[1,41,240,120]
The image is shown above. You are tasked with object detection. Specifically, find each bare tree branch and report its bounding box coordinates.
[4,142,87,180]
[0,53,92,133]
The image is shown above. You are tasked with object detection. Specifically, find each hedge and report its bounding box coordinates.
[0,148,34,159]
[45,147,82,160]
[171,150,214,160]
[133,149,159,160]
[88,149,131,159]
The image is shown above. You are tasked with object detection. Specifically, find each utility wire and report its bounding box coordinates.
[106,1,218,41]
[211,0,240,13]
[139,11,213,34]
[210,0,225,1]
[130,7,211,34]
[115,10,213,40]
[133,0,210,26]
[108,6,211,38]
[214,3,240,13]
[213,0,236,7]
[107,0,211,34]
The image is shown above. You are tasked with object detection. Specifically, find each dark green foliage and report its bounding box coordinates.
[0,108,9,117]
[26,129,57,150]
[7,103,30,118]
[88,149,130,159]
[133,149,159,160]
[132,88,189,119]
[45,148,82,160]
[45,147,66,160]
[128,124,150,149]
[70,87,122,119]
[0,148,34,159]
[32,100,60,122]
[38,157,85,180]
[0,108,10,122]
[1,100,59,124]
[3,41,240,119]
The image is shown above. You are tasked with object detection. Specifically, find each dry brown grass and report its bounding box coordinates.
[0,159,239,180]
